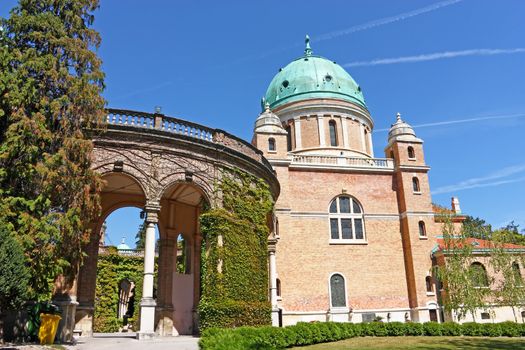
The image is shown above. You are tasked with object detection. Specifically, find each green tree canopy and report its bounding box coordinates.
[0,0,105,298]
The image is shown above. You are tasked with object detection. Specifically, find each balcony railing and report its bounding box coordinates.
[291,154,394,170]
[104,108,273,172]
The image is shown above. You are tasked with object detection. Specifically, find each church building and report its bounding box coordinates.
[252,36,448,325]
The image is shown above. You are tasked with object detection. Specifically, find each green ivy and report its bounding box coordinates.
[93,248,147,333]
[199,169,274,330]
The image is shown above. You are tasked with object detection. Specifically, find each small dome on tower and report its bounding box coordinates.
[388,113,422,145]
[254,100,286,134]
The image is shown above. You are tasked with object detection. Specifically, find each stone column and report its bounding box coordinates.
[293,117,302,150]
[137,202,160,340]
[268,240,279,326]
[156,237,176,336]
[317,115,325,147]
[367,128,374,157]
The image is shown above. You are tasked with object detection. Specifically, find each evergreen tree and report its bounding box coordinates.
[0,221,30,311]
[0,0,105,298]
[135,221,146,250]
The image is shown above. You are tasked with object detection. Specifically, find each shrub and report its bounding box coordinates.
[0,225,30,311]
[461,322,484,336]
[404,322,424,336]
[499,321,522,337]
[385,322,407,336]
[483,323,502,337]
[441,322,462,336]
[423,322,442,336]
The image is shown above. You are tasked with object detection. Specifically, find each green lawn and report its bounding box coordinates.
[292,336,525,349]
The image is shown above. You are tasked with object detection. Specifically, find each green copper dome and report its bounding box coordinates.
[264,36,366,110]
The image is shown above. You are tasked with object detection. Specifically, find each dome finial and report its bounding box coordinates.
[396,112,402,122]
[304,34,312,56]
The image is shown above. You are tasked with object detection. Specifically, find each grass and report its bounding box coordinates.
[292,336,525,349]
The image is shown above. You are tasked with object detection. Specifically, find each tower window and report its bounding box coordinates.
[425,276,434,293]
[408,146,415,159]
[268,138,276,151]
[418,221,427,237]
[276,278,281,297]
[412,177,420,193]
[285,125,292,151]
[329,120,338,147]
[329,273,347,308]
[328,195,365,243]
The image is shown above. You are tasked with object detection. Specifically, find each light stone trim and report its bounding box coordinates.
[341,117,349,148]
[293,117,302,149]
[317,115,325,146]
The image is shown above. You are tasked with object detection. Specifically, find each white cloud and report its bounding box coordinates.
[343,48,525,67]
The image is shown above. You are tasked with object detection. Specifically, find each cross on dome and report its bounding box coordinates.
[304,35,312,56]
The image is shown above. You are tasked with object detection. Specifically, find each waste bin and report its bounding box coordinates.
[38,313,61,344]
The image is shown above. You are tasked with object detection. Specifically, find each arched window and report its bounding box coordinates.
[418,221,426,237]
[425,276,433,293]
[285,125,292,151]
[329,273,347,308]
[329,196,365,242]
[412,177,420,193]
[329,120,338,146]
[408,146,415,159]
[470,262,489,287]
[512,262,522,285]
[268,138,276,151]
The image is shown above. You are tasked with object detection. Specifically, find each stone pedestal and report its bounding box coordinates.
[53,297,79,343]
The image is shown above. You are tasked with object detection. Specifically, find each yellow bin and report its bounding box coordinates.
[38,313,62,345]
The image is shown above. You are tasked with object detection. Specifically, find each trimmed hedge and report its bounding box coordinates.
[199,321,525,350]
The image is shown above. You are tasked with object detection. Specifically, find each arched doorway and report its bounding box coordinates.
[75,172,147,336]
[156,181,207,336]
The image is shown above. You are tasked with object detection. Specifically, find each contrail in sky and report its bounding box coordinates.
[375,113,525,132]
[234,0,462,63]
[312,0,463,42]
[344,48,525,67]
[432,164,525,195]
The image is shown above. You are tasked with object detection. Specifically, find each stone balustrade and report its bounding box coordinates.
[291,154,394,169]
[105,108,273,172]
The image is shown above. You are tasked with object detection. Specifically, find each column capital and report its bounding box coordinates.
[144,202,161,223]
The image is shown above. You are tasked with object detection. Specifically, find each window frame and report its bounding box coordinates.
[268,137,276,152]
[329,120,338,147]
[418,221,427,238]
[412,177,421,194]
[328,195,367,244]
[408,146,416,160]
[328,272,348,310]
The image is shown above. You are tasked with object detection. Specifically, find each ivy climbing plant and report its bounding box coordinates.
[199,169,274,330]
[93,248,146,333]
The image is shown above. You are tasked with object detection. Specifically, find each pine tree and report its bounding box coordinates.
[0,0,105,298]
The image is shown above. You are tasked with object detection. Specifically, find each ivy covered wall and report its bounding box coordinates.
[93,248,145,333]
[198,169,274,330]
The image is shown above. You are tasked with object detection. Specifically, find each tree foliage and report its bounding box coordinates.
[436,217,492,321]
[0,220,30,312]
[0,0,105,298]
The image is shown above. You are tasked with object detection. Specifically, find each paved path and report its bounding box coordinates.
[72,334,199,350]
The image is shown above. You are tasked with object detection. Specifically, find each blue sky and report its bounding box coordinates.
[2,0,524,247]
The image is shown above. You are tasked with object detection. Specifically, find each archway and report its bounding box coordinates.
[156,181,208,336]
[75,172,147,337]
